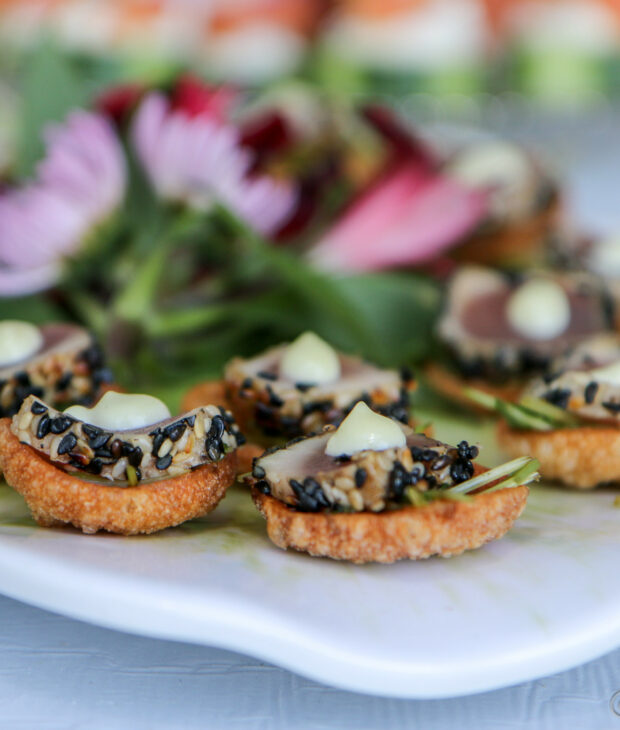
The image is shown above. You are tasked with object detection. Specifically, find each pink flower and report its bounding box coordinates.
[308,161,487,273]
[0,111,126,296]
[131,92,296,235]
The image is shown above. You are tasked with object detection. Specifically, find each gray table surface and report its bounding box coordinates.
[0,594,617,730]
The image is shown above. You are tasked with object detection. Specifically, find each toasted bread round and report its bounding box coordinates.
[0,419,236,535]
[451,194,560,268]
[425,363,524,412]
[251,481,529,564]
[497,419,620,489]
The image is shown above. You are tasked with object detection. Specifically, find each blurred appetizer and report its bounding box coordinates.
[427,267,615,410]
[445,139,560,268]
[0,320,111,417]
[469,333,620,488]
[183,331,415,458]
[248,401,537,563]
[0,391,244,534]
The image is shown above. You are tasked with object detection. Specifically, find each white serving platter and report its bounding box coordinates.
[0,414,617,699]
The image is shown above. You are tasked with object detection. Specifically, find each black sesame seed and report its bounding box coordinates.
[602,401,620,413]
[257,370,277,380]
[55,372,73,392]
[185,415,196,427]
[151,429,165,456]
[156,454,173,470]
[110,439,123,459]
[164,422,186,442]
[86,458,103,475]
[295,382,313,392]
[241,377,253,389]
[289,479,319,512]
[255,402,274,420]
[94,447,113,459]
[89,432,111,450]
[252,463,266,479]
[234,431,246,446]
[57,432,78,456]
[266,386,284,408]
[543,388,571,410]
[14,371,30,386]
[303,477,329,508]
[421,449,437,462]
[354,468,367,488]
[123,444,143,468]
[255,480,271,495]
[584,381,599,405]
[50,416,74,434]
[36,414,51,439]
[30,401,47,415]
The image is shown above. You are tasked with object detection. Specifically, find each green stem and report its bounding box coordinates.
[447,456,539,495]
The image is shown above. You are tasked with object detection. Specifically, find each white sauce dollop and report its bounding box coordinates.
[506,279,571,340]
[0,320,43,367]
[65,391,171,431]
[325,401,406,457]
[280,331,341,385]
[446,141,535,220]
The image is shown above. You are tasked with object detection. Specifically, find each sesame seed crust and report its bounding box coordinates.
[251,479,529,563]
[12,395,244,484]
[0,418,236,535]
[223,346,414,441]
[497,420,620,488]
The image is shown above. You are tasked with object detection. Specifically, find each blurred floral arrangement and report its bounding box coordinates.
[0,3,605,401]
[3,45,494,397]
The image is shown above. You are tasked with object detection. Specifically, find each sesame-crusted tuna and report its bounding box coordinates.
[249,426,478,513]
[438,267,614,382]
[12,395,244,484]
[527,333,620,422]
[225,345,414,440]
[0,323,111,417]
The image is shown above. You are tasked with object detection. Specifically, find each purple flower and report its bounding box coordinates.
[131,92,296,235]
[0,111,126,296]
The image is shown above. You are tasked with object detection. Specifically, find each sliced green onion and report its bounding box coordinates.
[518,396,580,427]
[447,456,540,495]
[463,387,497,411]
[126,465,138,487]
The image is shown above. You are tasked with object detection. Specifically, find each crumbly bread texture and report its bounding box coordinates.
[252,477,529,564]
[451,192,560,268]
[181,379,262,474]
[497,419,620,489]
[0,418,236,534]
[425,362,524,411]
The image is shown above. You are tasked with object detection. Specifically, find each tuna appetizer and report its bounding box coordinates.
[445,139,560,268]
[0,320,111,417]
[248,401,537,563]
[0,391,244,534]
[182,331,415,470]
[468,334,620,488]
[428,266,615,409]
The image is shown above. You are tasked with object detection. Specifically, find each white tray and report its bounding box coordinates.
[0,415,618,698]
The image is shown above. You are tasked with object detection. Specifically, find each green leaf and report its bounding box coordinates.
[0,294,66,324]
[16,41,89,177]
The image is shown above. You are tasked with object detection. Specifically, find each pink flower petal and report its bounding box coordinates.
[308,164,487,273]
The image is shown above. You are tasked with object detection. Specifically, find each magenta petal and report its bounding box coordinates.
[309,166,487,273]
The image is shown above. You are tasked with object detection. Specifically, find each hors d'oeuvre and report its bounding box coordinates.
[475,334,620,489]
[445,139,560,268]
[0,320,111,417]
[248,402,537,563]
[427,267,615,410]
[0,391,244,534]
[182,331,415,469]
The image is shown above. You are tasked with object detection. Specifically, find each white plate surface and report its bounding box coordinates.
[0,414,618,699]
